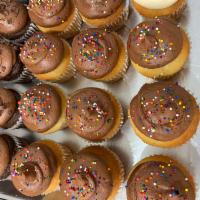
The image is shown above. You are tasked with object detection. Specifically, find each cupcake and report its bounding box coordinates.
[0,88,22,129]
[127,18,190,79]
[0,42,32,83]
[66,87,124,142]
[72,28,128,82]
[0,0,37,45]
[74,0,129,30]
[28,0,82,39]
[0,134,28,180]
[132,0,187,19]
[127,155,195,200]
[60,146,124,200]
[20,32,75,82]
[128,82,200,148]
[18,84,67,134]
[10,140,72,197]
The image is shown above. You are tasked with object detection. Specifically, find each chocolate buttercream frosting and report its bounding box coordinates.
[20,33,64,74]
[0,88,19,128]
[127,18,183,68]
[0,43,24,81]
[0,0,29,36]
[28,0,71,27]
[66,88,116,140]
[129,82,199,141]
[72,29,119,79]
[19,84,61,132]
[0,134,15,179]
[0,43,16,79]
[10,143,57,197]
[60,151,112,200]
[127,158,195,200]
[74,0,123,19]
[0,134,28,180]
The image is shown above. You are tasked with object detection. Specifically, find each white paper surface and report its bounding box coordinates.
[0,0,200,199]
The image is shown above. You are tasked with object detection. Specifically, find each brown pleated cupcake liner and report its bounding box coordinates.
[9,135,27,151]
[0,37,34,83]
[8,66,34,84]
[81,145,125,200]
[16,67,34,83]
[59,8,82,39]
[8,116,23,130]
[1,22,38,47]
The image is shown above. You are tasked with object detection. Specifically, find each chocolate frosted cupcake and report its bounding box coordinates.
[10,140,72,197]
[132,0,187,19]
[0,134,28,180]
[0,0,37,45]
[66,88,124,142]
[72,28,128,82]
[60,146,124,200]
[0,88,22,129]
[0,42,32,83]
[28,0,82,38]
[20,32,75,82]
[127,18,190,79]
[19,84,67,134]
[128,82,200,148]
[127,155,195,200]
[74,0,129,30]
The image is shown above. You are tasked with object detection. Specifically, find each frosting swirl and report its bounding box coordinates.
[129,82,198,141]
[66,88,115,140]
[0,0,28,35]
[20,33,64,74]
[0,43,17,79]
[0,88,17,128]
[127,18,183,68]
[28,0,71,27]
[74,0,123,19]
[60,152,112,200]
[0,135,12,178]
[10,143,57,197]
[127,159,195,200]
[72,29,119,79]
[19,84,61,132]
